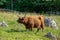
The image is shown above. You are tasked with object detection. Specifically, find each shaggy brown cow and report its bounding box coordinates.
[17,15,44,32]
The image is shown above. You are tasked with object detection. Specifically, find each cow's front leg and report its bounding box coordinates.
[29,27,32,31]
[25,25,31,31]
[25,25,29,31]
[29,24,34,31]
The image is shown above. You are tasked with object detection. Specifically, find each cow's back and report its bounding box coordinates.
[27,16,41,28]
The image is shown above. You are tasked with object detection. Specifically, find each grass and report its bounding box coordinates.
[0,12,60,40]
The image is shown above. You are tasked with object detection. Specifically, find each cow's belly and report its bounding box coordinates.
[34,22,41,28]
[34,24,39,28]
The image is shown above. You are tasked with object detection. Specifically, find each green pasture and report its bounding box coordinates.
[0,12,60,40]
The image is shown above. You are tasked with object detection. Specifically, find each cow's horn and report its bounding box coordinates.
[17,13,20,17]
[24,14,26,17]
[17,15,20,17]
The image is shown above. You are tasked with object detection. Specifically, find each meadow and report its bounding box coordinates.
[0,11,60,40]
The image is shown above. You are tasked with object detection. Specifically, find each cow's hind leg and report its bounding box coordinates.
[41,24,44,32]
[37,26,41,32]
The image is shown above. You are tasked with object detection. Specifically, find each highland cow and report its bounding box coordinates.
[17,15,44,32]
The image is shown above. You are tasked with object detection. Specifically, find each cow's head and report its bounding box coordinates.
[17,14,26,24]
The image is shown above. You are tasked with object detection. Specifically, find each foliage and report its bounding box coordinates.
[0,0,60,13]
